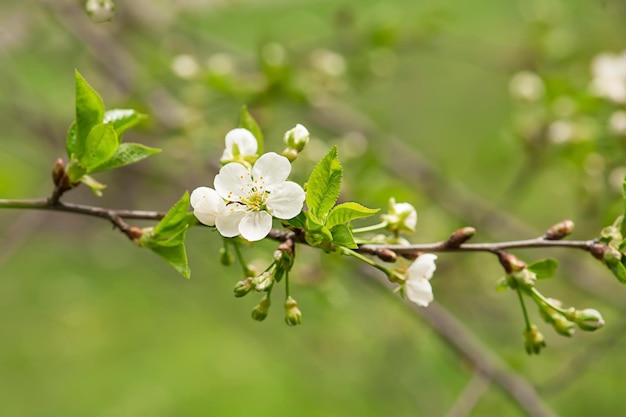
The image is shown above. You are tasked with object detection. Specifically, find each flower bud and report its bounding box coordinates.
[251,295,271,321]
[284,296,302,326]
[376,248,398,263]
[219,247,234,266]
[52,158,65,186]
[499,252,526,274]
[544,220,575,240]
[445,227,476,248]
[283,124,310,152]
[253,272,273,292]
[85,0,115,23]
[233,277,254,298]
[523,325,546,355]
[552,316,576,337]
[574,308,605,331]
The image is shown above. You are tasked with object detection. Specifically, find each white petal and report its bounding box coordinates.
[252,152,291,186]
[190,186,218,208]
[407,254,438,281]
[222,128,258,160]
[214,163,251,201]
[405,278,433,307]
[266,181,305,219]
[190,187,225,226]
[215,207,246,237]
[239,211,272,241]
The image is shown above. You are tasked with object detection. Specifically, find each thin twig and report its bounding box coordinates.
[363,267,558,417]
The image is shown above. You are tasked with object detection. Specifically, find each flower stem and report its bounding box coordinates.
[340,247,391,276]
[231,240,254,277]
[529,287,567,315]
[516,289,532,332]
[351,221,388,234]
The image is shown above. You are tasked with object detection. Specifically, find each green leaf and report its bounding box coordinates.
[80,123,119,172]
[66,122,77,158]
[104,109,147,137]
[330,224,357,249]
[607,259,626,283]
[154,192,193,239]
[81,175,106,197]
[495,277,509,292]
[66,161,87,183]
[527,259,559,279]
[90,143,161,173]
[75,70,105,160]
[326,202,380,230]
[304,212,333,249]
[240,106,263,154]
[306,146,342,221]
[149,244,191,279]
[285,211,306,229]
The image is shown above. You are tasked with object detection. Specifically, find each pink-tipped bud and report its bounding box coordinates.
[544,220,575,240]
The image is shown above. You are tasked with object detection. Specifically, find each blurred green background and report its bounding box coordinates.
[2,0,626,416]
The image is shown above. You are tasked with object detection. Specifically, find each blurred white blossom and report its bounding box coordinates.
[609,110,626,135]
[509,71,545,102]
[590,51,626,103]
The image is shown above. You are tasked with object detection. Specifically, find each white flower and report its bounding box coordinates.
[221,128,258,162]
[590,51,626,104]
[404,254,437,307]
[214,152,305,241]
[381,198,417,233]
[190,186,225,226]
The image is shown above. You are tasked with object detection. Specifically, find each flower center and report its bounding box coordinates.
[241,176,268,211]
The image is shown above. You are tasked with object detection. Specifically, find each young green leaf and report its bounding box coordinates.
[154,192,193,242]
[607,258,626,283]
[66,161,87,183]
[80,123,119,172]
[306,146,342,221]
[304,211,333,249]
[240,106,264,154]
[66,122,77,158]
[330,224,358,249]
[81,175,106,197]
[527,259,559,279]
[104,109,147,137]
[74,70,105,159]
[90,143,161,173]
[326,202,380,230]
[149,243,191,279]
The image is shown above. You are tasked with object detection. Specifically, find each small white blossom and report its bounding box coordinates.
[404,254,437,307]
[590,51,626,104]
[190,186,226,226]
[214,152,305,241]
[382,198,417,233]
[221,128,258,163]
